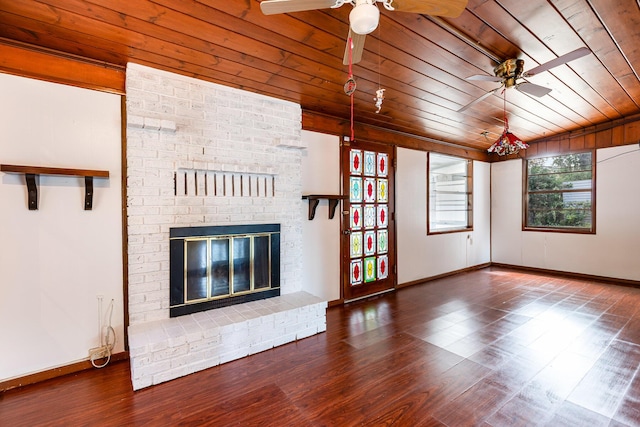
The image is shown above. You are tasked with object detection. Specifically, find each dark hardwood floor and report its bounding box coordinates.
[3,267,640,426]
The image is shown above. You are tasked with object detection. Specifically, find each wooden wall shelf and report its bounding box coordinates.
[301,194,348,220]
[0,164,110,210]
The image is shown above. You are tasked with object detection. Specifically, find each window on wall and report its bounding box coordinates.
[428,153,473,234]
[524,151,595,233]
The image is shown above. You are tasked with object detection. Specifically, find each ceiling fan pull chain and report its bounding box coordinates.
[503,89,507,128]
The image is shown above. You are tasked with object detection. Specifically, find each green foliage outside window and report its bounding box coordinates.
[526,152,594,231]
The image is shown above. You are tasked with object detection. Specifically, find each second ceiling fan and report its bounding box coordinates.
[260,0,468,65]
[458,47,591,112]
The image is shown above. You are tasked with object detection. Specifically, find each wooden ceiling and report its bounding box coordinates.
[1,0,639,152]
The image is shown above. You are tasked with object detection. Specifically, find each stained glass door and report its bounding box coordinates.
[342,139,395,301]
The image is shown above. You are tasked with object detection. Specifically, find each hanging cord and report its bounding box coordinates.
[374,23,385,113]
[90,298,116,368]
[378,23,381,89]
[348,37,355,141]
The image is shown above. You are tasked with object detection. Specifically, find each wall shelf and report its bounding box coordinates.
[301,194,348,220]
[0,164,109,210]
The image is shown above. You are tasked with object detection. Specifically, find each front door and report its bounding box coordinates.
[342,138,396,301]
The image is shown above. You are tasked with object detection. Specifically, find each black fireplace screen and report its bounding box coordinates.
[170,224,280,317]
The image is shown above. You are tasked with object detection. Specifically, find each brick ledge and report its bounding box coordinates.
[128,292,327,390]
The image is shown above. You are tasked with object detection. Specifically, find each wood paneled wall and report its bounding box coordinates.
[498,114,640,160]
[303,110,492,162]
[304,110,640,162]
[0,39,124,95]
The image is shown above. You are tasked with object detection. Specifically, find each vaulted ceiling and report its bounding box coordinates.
[1,0,639,152]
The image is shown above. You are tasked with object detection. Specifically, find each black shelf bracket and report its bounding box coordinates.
[85,176,94,210]
[301,195,348,220]
[26,173,38,210]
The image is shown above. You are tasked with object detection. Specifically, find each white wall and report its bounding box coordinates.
[490,159,523,265]
[0,73,124,380]
[396,147,491,284]
[491,146,640,280]
[300,131,341,302]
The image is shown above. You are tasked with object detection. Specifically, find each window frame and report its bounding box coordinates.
[523,150,596,234]
[427,152,473,235]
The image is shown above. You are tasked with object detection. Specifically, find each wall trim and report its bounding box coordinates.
[396,263,492,289]
[120,96,130,351]
[490,263,640,288]
[0,38,125,95]
[397,262,640,291]
[0,352,129,393]
[328,299,345,307]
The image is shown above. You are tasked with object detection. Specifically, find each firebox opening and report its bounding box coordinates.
[170,224,280,317]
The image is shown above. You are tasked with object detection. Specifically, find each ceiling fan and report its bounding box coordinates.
[260,0,468,65]
[457,47,591,112]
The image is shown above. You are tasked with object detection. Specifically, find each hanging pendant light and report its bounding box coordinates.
[487,91,528,156]
[488,117,528,155]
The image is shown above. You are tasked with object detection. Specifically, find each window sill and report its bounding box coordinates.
[522,226,595,234]
[427,227,474,236]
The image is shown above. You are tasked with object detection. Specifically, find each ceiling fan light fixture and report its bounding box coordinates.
[350,3,379,35]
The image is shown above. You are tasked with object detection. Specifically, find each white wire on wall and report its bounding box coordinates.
[89,297,116,369]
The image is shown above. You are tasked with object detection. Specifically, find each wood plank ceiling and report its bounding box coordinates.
[1,0,639,152]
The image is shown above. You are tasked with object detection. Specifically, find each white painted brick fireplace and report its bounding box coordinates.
[125,63,326,390]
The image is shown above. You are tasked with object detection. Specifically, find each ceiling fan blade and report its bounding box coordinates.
[343,30,367,65]
[523,47,591,76]
[457,86,502,112]
[516,82,552,97]
[466,74,503,82]
[260,0,338,15]
[390,0,468,17]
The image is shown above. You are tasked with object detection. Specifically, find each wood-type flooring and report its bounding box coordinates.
[2,267,640,426]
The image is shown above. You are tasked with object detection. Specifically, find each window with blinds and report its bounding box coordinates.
[428,153,473,234]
